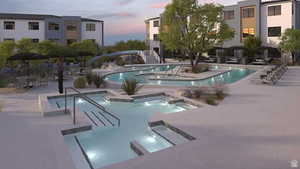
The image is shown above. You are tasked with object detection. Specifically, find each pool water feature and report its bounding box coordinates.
[48,92,196,169]
[105,65,255,86]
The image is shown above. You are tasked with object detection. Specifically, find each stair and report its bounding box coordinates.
[151,125,189,145]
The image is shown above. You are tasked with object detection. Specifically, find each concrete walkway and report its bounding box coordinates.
[0,67,299,169]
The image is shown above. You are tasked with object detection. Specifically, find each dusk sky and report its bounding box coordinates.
[1,0,238,45]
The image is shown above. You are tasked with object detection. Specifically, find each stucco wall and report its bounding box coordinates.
[81,21,103,46]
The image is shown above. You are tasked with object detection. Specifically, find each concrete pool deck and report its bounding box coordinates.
[0,67,299,169]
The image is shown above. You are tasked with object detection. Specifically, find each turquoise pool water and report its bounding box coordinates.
[49,93,196,169]
[105,65,255,86]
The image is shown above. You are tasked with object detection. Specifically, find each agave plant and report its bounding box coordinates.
[93,75,105,88]
[121,78,142,95]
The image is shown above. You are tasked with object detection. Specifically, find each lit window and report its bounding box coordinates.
[243,28,255,38]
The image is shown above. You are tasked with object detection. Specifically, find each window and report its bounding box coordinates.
[242,8,255,18]
[4,21,15,30]
[268,27,281,37]
[28,22,39,30]
[66,25,77,31]
[86,23,96,31]
[268,5,281,16]
[243,28,255,38]
[3,38,14,42]
[67,39,77,45]
[48,23,60,31]
[153,20,160,27]
[31,39,39,43]
[153,34,159,41]
[224,10,235,20]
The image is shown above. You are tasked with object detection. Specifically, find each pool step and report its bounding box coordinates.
[83,111,117,127]
[151,125,190,145]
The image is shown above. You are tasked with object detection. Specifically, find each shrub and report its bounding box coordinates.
[116,57,125,66]
[86,72,94,86]
[0,74,9,88]
[212,83,228,100]
[121,79,142,95]
[73,77,87,89]
[93,75,105,88]
[206,97,217,105]
[192,64,209,73]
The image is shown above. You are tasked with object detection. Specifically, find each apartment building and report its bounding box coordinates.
[145,17,161,56]
[0,13,104,46]
[145,0,300,56]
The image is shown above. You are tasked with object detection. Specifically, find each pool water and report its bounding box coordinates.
[105,65,255,86]
[49,93,196,169]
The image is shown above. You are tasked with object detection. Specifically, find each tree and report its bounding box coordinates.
[104,40,146,53]
[280,28,300,64]
[243,36,262,60]
[16,38,36,53]
[160,0,234,68]
[70,40,98,66]
[0,41,16,67]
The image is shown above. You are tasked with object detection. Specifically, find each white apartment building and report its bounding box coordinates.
[146,0,300,56]
[0,13,104,46]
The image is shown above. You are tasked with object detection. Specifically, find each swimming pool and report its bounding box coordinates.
[49,92,196,169]
[105,65,255,86]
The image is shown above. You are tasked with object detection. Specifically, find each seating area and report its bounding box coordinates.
[260,64,288,85]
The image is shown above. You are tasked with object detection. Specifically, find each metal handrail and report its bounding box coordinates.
[64,87,120,126]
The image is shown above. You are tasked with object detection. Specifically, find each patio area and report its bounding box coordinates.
[0,67,299,169]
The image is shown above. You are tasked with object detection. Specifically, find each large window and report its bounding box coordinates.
[242,8,255,18]
[4,21,15,30]
[153,34,159,41]
[3,38,15,42]
[268,27,281,37]
[66,25,77,31]
[268,5,281,16]
[86,23,96,31]
[153,20,160,27]
[243,28,255,38]
[28,22,39,30]
[48,23,60,31]
[224,10,235,20]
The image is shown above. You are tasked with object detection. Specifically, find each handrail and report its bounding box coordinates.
[64,87,120,126]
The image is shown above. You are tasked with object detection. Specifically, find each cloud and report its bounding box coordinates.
[89,12,136,19]
[116,0,135,6]
[150,2,169,9]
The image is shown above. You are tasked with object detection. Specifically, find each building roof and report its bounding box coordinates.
[145,17,160,22]
[0,13,103,22]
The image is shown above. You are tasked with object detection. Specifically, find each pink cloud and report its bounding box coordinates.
[150,2,169,9]
[106,21,145,35]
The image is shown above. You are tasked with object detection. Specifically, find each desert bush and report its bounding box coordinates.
[121,79,142,95]
[212,83,228,100]
[192,64,209,73]
[73,77,87,89]
[206,97,217,105]
[93,75,105,88]
[116,57,126,66]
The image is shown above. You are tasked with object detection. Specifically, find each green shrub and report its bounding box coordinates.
[93,75,105,88]
[121,79,142,95]
[116,57,125,66]
[206,97,217,105]
[212,83,228,100]
[73,77,87,89]
[192,64,209,73]
[86,72,94,85]
[0,75,9,88]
